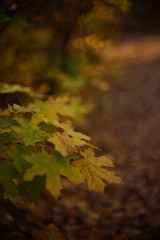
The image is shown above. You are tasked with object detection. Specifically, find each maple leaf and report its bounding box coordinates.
[48,121,90,156]
[0,116,17,128]
[52,95,76,118]
[73,148,122,192]
[31,112,49,126]
[8,146,31,172]
[28,96,79,125]
[31,95,87,125]
[0,83,44,98]
[24,150,84,198]
[0,144,7,154]
[19,177,45,203]
[12,119,44,146]
[53,121,90,141]
[48,132,86,156]
[0,83,32,94]
[0,161,21,202]
[8,94,88,126]
[52,94,88,118]
[9,103,40,114]
[59,94,89,117]
[8,104,27,113]
[0,132,16,144]
[8,103,46,126]
[31,99,58,123]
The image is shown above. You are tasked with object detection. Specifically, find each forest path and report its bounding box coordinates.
[79,32,160,239]
[85,32,160,163]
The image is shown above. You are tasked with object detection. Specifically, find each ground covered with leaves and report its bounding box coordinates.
[1,33,160,240]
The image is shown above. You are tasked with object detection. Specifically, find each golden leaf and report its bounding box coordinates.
[53,120,90,141]
[73,148,122,192]
[48,132,86,156]
[48,121,90,156]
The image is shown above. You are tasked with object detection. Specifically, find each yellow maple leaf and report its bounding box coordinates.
[30,95,86,125]
[33,99,58,123]
[48,132,87,156]
[52,94,89,118]
[73,148,122,192]
[48,121,90,156]
[53,120,90,141]
[37,95,84,123]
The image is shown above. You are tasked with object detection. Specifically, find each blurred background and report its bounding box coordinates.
[1,0,159,92]
[0,0,159,92]
[0,0,160,239]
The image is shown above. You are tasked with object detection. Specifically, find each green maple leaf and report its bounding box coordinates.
[12,119,44,146]
[0,144,7,154]
[0,116,17,128]
[73,148,122,192]
[24,150,84,198]
[18,177,45,203]
[0,161,21,202]
[8,146,31,172]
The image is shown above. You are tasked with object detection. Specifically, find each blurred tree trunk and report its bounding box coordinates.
[1,0,93,66]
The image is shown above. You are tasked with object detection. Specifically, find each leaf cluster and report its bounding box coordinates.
[0,83,121,203]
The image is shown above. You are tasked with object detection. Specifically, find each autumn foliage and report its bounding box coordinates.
[0,83,121,203]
